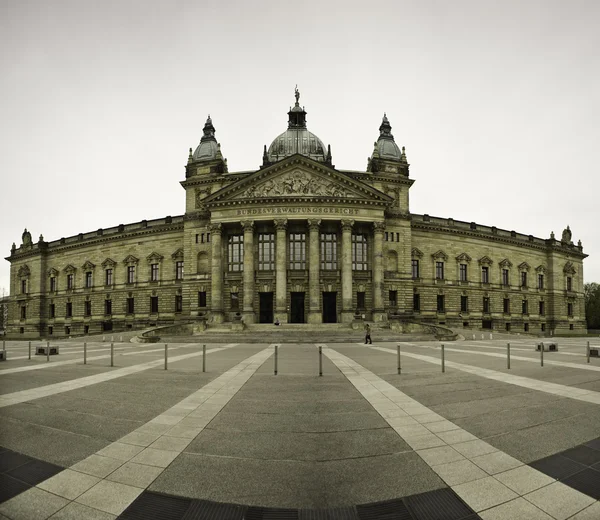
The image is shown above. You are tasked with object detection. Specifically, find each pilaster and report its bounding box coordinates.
[308,219,322,324]
[275,219,288,323]
[210,223,224,323]
[242,220,255,324]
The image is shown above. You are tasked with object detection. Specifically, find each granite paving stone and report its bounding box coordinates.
[37,468,101,500]
[0,486,70,520]
[478,497,553,520]
[48,501,117,520]
[105,461,164,488]
[494,465,555,495]
[76,479,144,516]
[452,476,518,512]
[524,481,595,519]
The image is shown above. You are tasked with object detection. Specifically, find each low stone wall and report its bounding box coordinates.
[389,319,458,341]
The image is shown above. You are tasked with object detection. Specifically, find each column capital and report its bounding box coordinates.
[274,218,288,231]
[341,219,354,232]
[308,219,321,231]
[241,220,254,232]
[373,221,386,234]
[208,222,222,235]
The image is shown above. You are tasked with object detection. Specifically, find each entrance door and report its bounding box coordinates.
[290,292,305,323]
[259,292,274,323]
[322,292,337,323]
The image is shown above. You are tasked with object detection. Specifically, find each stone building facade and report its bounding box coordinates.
[5,90,588,337]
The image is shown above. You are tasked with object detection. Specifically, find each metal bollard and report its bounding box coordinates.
[111,335,114,342]
[507,343,511,369]
[540,342,544,367]
[28,341,31,360]
[120,336,123,342]
[587,341,590,364]
[318,346,323,376]
[274,345,278,375]
[441,344,445,373]
[490,333,493,340]
[202,344,206,372]
[164,344,168,370]
[481,334,484,340]
[397,344,401,374]
[110,342,114,367]
[84,342,87,365]
[3,341,6,360]
[47,341,50,362]
[472,334,475,340]
[102,335,106,342]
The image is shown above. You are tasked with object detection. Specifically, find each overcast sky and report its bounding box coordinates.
[1,0,598,295]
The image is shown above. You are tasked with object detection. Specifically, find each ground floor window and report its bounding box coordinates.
[437,295,445,313]
[413,293,420,312]
[357,291,366,310]
[150,296,159,313]
[389,290,397,307]
[198,291,207,308]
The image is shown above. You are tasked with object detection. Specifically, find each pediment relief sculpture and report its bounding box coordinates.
[17,265,31,277]
[239,170,357,199]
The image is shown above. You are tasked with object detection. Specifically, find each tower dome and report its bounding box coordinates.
[193,116,222,162]
[266,88,331,164]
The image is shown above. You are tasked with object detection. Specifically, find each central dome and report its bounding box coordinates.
[266,88,330,164]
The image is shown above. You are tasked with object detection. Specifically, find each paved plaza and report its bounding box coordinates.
[0,333,599,519]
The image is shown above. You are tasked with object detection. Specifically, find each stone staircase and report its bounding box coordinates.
[160,322,436,344]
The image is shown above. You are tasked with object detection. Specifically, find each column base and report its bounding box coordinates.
[274,310,288,324]
[372,311,387,323]
[308,311,322,324]
[242,311,255,324]
[340,311,355,324]
[210,311,225,324]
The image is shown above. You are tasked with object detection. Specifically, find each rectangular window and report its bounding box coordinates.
[522,300,528,315]
[175,294,183,313]
[150,296,158,313]
[538,274,544,289]
[436,262,444,280]
[389,290,397,307]
[321,233,338,270]
[352,234,368,271]
[127,266,135,284]
[105,269,113,286]
[357,291,366,310]
[66,302,72,318]
[385,232,389,241]
[412,259,419,279]
[483,297,490,314]
[524,323,529,332]
[49,303,55,318]
[127,297,134,314]
[48,326,53,335]
[460,295,468,312]
[196,234,199,244]
[85,272,93,288]
[502,269,509,286]
[289,233,306,270]
[207,233,210,242]
[67,274,74,289]
[482,266,489,284]
[503,298,510,314]
[521,271,528,287]
[105,299,112,315]
[20,305,26,320]
[21,279,27,294]
[258,233,275,270]
[566,277,572,291]
[230,292,239,311]
[505,323,511,332]
[228,235,243,272]
[176,261,184,280]
[84,300,91,316]
[539,301,545,315]
[437,294,445,313]
[459,264,468,282]
[50,277,56,292]
[413,293,421,312]
[150,264,159,282]
[541,323,546,332]
[198,291,207,308]
[567,302,573,316]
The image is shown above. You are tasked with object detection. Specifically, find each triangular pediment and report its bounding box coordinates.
[204,155,392,207]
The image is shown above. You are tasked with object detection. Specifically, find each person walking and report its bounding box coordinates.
[364,323,372,344]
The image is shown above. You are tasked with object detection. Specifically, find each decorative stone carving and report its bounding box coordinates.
[123,255,139,265]
[21,228,32,248]
[411,248,424,259]
[307,219,321,230]
[535,265,546,273]
[340,219,354,231]
[499,259,512,268]
[101,258,116,269]
[561,226,572,244]
[373,222,386,233]
[274,219,288,231]
[241,170,354,199]
[478,256,493,266]
[17,265,30,277]
[195,187,212,209]
[518,262,530,271]
[431,250,448,261]
[171,248,184,260]
[208,223,222,235]
[563,262,576,275]
[456,253,472,263]
[241,220,254,231]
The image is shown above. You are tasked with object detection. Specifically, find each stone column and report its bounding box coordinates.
[341,219,354,323]
[210,223,224,323]
[308,219,322,324]
[242,220,255,324]
[372,221,386,322]
[274,219,288,323]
